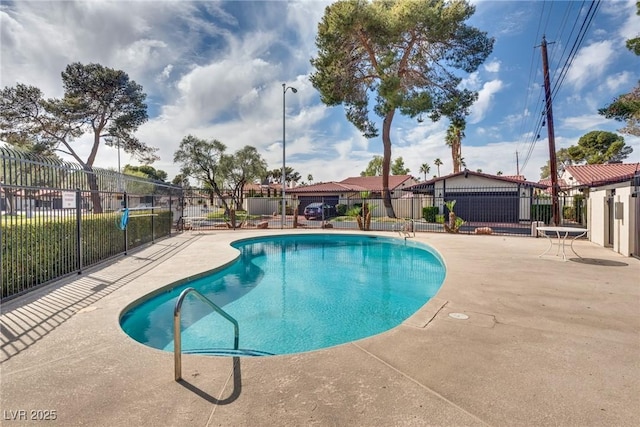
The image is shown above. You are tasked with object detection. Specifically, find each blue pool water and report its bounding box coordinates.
[120,234,446,356]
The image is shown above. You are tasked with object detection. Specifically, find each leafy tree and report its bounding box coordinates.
[173,135,230,212]
[172,173,191,188]
[539,148,574,179]
[0,63,154,212]
[599,3,639,136]
[124,165,168,182]
[391,156,410,175]
[567,131,633,164]
[222,145,267,208]
[625,2,640,55]
[496,171,503,176]
[361,155,384,176]
[419,163,431,181]
[268,166,300,187]
[599,83,640,137]
[310,0,494,217]
[434,158,443,177]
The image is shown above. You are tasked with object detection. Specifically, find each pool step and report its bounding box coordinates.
[183,348,274,357]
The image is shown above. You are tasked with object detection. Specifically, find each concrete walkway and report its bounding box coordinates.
[1,230,638,426]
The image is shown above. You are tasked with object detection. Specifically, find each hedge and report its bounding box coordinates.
[1,211,172,299]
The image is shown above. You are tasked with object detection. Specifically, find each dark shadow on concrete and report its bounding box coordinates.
[569,258,629,267]
[0,235,202,362]
[177,356,241,405]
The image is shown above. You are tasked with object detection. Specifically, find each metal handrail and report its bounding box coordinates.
[173,287,239,381]
[397,218,415,239]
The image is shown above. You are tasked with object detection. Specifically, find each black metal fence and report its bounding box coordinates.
[1,147,181,300]
[178,187,586,236]
[2,145,588,300]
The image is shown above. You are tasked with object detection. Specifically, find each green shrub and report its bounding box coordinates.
[422,206,439,222]
[346,206,362,217]
[336,204,347,216]
[531,204,552,224]
[435,214,445,224]
[1,210,173,299]
[563,206,575,221]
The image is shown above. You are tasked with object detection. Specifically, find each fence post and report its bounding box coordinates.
[151,197,155,243]
[75,188,83,274]
[123,192,128,256]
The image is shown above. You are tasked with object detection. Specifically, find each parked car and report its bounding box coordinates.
[303,202,336,220]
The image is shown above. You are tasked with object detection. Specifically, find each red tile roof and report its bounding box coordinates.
[405,170,546,191]
[339,175,415,191]
[565,163,640,187]
[286,181,366,193]
[287,175,416,194]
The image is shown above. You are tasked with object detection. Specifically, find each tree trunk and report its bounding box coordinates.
[85,165,103,213]
[381,110,396,218]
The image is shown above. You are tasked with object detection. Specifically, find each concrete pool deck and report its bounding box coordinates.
[1,230,638,426]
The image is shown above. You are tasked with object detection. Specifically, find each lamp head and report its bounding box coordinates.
[291,87,298,93]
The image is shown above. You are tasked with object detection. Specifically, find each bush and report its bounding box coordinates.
[336,204,347,216]
[435,214,445,224]
[346,206,362,217]
[531,204,552,224]
[422,206,439,222]
[563,206,575,221]
[1,210,173,299]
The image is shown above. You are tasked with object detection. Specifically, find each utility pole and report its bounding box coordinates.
[516,151,520,176]
[539,35,560,226]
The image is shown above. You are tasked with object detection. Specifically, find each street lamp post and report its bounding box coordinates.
[282,83,297,229]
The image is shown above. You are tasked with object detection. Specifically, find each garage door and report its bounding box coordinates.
[445,191,519,223]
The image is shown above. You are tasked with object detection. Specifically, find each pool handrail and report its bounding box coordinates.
[173,287,239,381]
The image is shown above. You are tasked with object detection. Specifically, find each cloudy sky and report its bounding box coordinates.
[1,0,639,184]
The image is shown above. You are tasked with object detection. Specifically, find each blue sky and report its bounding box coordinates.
[1,0,638,183]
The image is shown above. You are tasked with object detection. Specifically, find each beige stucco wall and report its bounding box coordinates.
[588,184,637,257]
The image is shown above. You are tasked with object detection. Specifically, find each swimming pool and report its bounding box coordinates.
[120,234,446,356]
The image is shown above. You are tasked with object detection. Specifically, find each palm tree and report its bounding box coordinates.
[434,158,443,177]
[307,174,313,185]
[458,156,467,169]
[419,163,431,181]
[445,121,465,173]
[496,171,503,176]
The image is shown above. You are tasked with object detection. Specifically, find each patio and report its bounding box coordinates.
[1,230,638,426]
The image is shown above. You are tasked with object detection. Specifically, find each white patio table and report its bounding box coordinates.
[536,226,588,261]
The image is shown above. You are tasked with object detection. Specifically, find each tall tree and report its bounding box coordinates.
[361,155,384,176]
[124,165,168,182]
[599,2,639,136]
[268,166,300,187]
[539,148,574,179]
[222,145,268,209]
[0,63,154,212]
[434,158,443,177]
[173,135,230,212]
[310,0,493,217]
[567,131,633,164]
[419,163,431,181]
[391,156,410,175]
[445,119,465,173]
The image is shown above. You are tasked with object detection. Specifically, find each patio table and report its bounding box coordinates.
[536,226,588,261]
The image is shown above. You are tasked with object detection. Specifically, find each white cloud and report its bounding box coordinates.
[469,80,504,124]
[605,71,633,92]
[483,59,501,73]
[560,114,614,131]
[565,40,615,90]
